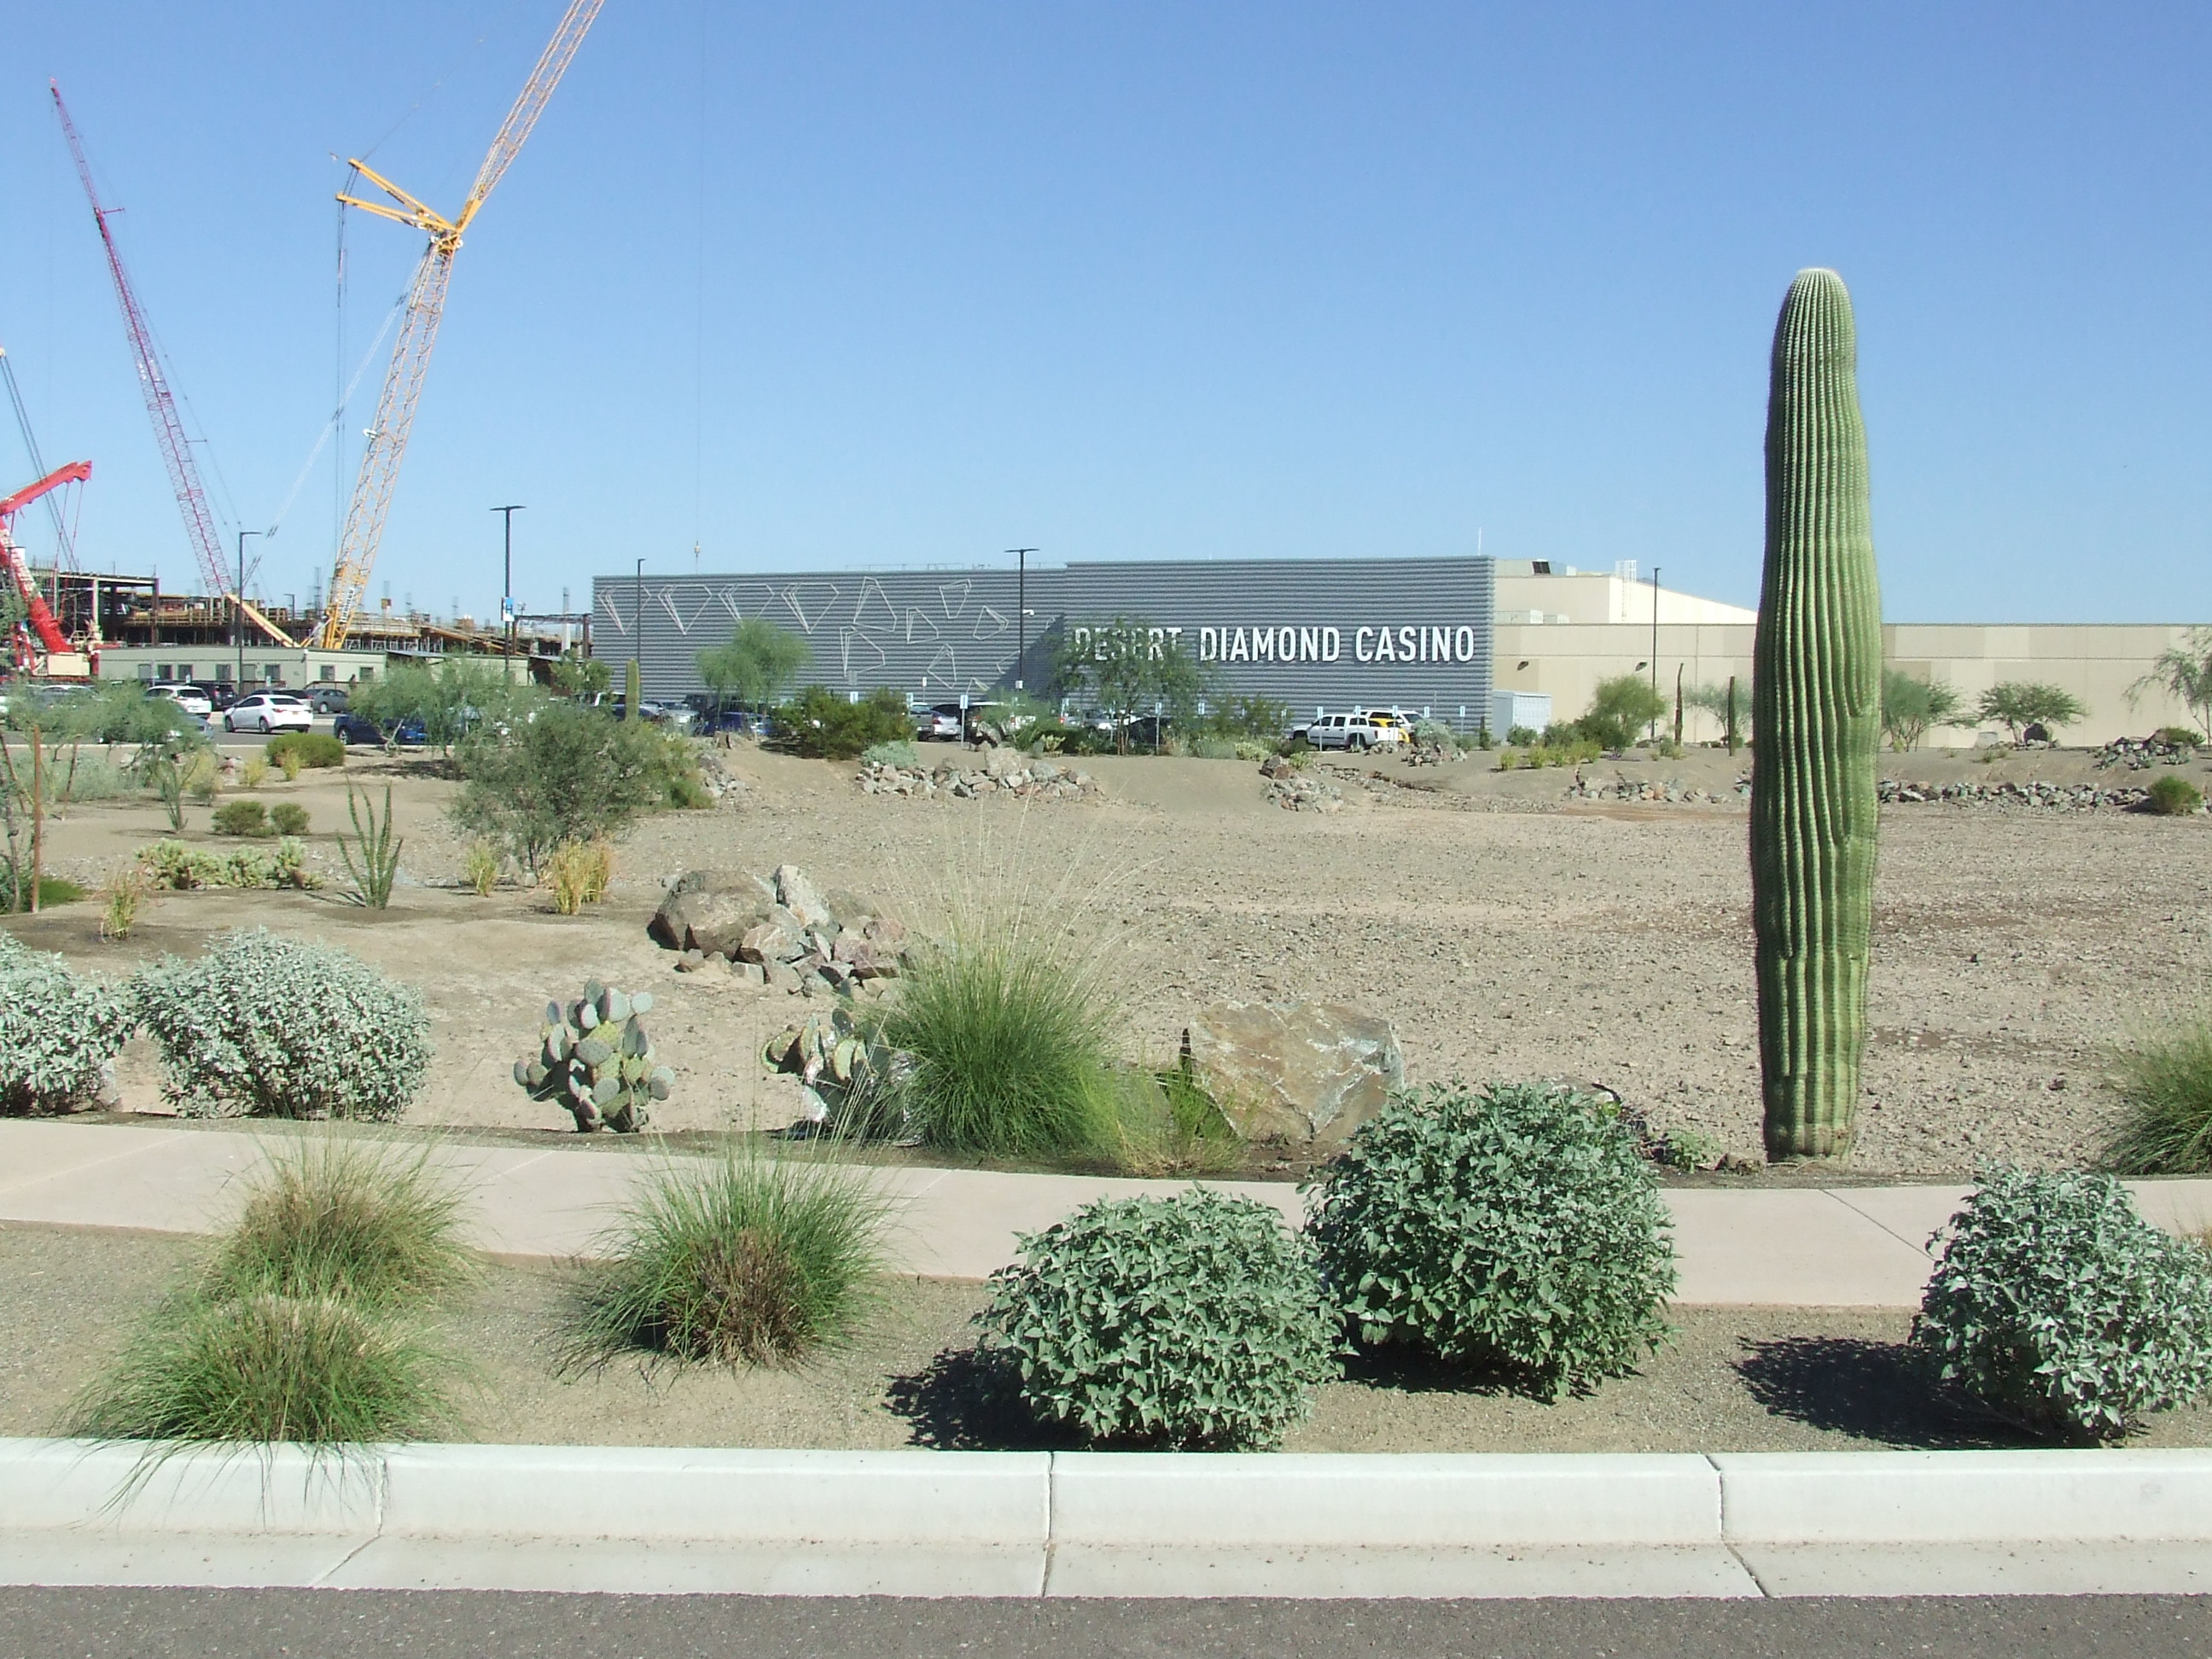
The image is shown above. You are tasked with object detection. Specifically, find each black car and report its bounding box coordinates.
[191,682,241,713]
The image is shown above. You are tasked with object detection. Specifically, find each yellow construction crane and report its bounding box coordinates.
[315,0,604,650]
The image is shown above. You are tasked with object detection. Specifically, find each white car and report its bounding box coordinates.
[224,692,312,735]
[149,682,213,718]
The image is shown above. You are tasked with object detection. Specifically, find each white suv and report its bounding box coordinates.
[224,692,311,734]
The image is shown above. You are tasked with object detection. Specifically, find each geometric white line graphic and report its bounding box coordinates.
[781,582,840,633]
[853,578,898,632]
[840,627,888,683]
[905,608,940,643]
[972,604,1010,640]
[937,579,972,621]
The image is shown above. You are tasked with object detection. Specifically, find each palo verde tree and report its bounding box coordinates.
[2130,627,2212,742]
[1976,681,2086,743]
[1051,616,1216,752]
[1751,270,1883,1162]
[1576,674,1668,751]
[698,617,812,718]
[1879,669,1965,752]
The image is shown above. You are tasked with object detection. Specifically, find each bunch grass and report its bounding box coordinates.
[2104,1016,2212,1174]
[570,1150,891,1370]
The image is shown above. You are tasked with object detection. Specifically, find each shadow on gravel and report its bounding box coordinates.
[1733,1336,2014,1448]
[884,1348,1083,1452]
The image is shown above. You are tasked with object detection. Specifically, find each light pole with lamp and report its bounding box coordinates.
[1649,565,1662,741]
[235,528,264,691]
[492,504,525,655]
[632,558,645,719]
[1006,548,1037,690]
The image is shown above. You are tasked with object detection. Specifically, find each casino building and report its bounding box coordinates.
[597,554,1500,730]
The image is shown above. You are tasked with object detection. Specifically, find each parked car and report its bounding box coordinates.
[224,692,312,735]
[1305,711,1403,752]
[191,682,241,713]
[333,711,426,747]
[917,703,963,742]
[148,682,213,718]
[301,684,350,715]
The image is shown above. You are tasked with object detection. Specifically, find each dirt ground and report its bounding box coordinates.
[7,738,2211,1176]
[8,1220,2204,1453]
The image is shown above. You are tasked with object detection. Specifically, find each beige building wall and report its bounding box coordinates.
[1497,615,2207,748]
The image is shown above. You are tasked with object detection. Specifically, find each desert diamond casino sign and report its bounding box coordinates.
[602,553,1496,725]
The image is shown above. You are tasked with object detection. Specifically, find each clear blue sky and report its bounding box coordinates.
[2,2,2205,624]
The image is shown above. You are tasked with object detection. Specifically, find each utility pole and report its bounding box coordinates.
[1007,548,1037,690]
[1649,565,1662,740]
[492,504,525,655]
[236,528,264,689]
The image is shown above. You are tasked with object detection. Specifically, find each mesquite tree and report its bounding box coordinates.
[1751,270,1883,1161]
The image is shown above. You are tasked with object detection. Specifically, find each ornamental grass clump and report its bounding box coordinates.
[133,930,431,1121]
[1305,1082,1677,1400]
[976,1190,1339,1450]
[572,1152,891,1370]
[2103,1017,2212,1174]
[0,934,135,1113]
[1913,1167,2212,1441]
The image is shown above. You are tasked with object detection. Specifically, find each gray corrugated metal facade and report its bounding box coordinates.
[592,555,1494,725]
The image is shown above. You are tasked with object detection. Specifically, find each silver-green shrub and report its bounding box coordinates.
[976,1190,1341,1449]
[133,929,431,1121]
[1305,1081,1677,1399]
[137,838,316,892]
[0,934,135,1114]
[1913,1167,2212,1441]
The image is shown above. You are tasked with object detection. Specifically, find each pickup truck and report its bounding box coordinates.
[1300,710,1407,752]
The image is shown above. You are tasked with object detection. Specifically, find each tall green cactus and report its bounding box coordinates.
[1751,270,1883,1161]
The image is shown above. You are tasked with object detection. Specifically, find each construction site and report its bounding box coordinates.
[2,2,604,691]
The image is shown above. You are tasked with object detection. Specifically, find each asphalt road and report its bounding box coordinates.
[0,1592,2207,1658]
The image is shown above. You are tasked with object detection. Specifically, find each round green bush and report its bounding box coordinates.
[0,934,135,1113]
[977,1190,1341,1449]
[133,929,432,1120]
[2145,774,2203,815]
[211,800,274,838]
[1305,1081,1676,1399]
[265,731,346,770]
[1913,1167,2212,1441]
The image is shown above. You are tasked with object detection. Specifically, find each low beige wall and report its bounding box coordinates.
[1497,621,2205,748]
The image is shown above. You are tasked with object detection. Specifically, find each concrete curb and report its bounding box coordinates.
[2,1440,2209,1598]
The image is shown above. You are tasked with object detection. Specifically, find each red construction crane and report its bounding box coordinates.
[51,81,229,599]
[2,461,91,671]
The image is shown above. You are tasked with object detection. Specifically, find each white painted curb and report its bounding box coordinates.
[3,1440,2211,1598]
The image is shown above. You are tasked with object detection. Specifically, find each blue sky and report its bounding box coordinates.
[1,2,2205,623]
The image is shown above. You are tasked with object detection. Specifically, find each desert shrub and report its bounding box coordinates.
[861,738,920,767]
[276,747,302,782]
[463,838,501,895]
[1575,675,1668,750]
[1652,1126,1726,1172]
[1505,725,1540,748]
[1184,735,1237,760]
[2153,726,2204,748]
[2102,1017,2212,1174]
[133,929,431,1121]
[53,752,137,805]
[70,1291,459,1448]
[1412,719,1454,748]
[269,802,310,837]
[1912,1167,2212,1441]
[241,757,270,790]
[137,838,314,892]
[572,1152,889,1369]
[542,839,614,915]
[877,932,1122,1158]
[451,700,697,876]
[1305,1081,1677,1399]
[203,1139,474,1310]
[99,865,153,941]
[0,934,136,1113]
[975,1190,1340,1450]
[771,685,913,760]
[0,864,84,911]
[265,731,345,771]
[2145,775,2203,816]
[211,800,273,838]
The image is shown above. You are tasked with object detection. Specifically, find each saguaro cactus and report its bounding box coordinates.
[1751,270,1883,1161]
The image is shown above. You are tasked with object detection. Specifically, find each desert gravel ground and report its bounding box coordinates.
[9,739,2210,1176]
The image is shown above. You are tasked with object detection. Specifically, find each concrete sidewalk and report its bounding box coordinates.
[3,1120,2209,1305]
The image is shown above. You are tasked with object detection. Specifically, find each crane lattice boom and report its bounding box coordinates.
[51,82,230,599]
[1,461,92,664]
[315,0,603,650]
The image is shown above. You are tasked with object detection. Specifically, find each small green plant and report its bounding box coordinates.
[0,934,136,1113]
[1505,725,1540,748]
[2153,726,2204,748]
[542,838,614,915]
[975,1190,1341,1450]
[515,980,673,1132]
[265,731,346,771]
[0,864,84,913]
[1654,1126,1727,1171]
[463,838,501,896]
[133,929,432,1121]
[1305,1082,1677,1399]
[1913,1167,2212,1441]
[136,838,316,892]
[202,1139,474,1310]
[98,864,153,941]
[185,753,220,805]
[877,932,1122,1159]
[861,738,921,767]
[571,1150,890,1369]
[2102,1017,2212,1174]
[2145,775,2203,816]
[241,756,270,790]
[269,802,311,837]
[211,800,273,838]
[340,785,402,909]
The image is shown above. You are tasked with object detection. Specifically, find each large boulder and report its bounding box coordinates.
[1182,1000,1405,1143]
[649,885,775,957]
[775,864,835,930]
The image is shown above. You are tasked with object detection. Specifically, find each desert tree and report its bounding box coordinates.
[1976,681,2087,742]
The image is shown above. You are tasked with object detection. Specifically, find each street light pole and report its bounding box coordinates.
[492,504,525,655]
[235,529,264,690]
[1650,565,1662,741]
[1006,549,1037,690]
[632,557,645,720]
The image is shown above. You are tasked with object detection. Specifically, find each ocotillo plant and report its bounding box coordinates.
[1751,269,1883,1161]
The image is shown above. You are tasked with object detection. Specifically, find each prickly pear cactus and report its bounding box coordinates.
[513,978,675,1132]
[762,1004,907,1137]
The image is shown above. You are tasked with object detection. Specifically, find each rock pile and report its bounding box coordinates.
[1877,779,2172,810]
[692,748,752,804]
[859,746,1101,801]
[2094,735,2200,771]
[1257,755,1344,812]
[1566,771,1742,804]
[649,864,911,994]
